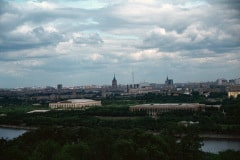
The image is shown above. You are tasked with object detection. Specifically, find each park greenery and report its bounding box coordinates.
[0,93,240,159]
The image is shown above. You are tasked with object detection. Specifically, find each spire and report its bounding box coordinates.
[113,74,116,81]
[112,73,117,89]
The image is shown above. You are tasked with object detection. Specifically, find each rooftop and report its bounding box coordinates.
[130,103,204,109]
[139,103,200,106]
[60,99,97,103]
[27,110,50,114]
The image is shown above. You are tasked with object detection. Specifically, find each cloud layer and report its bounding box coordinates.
[0,0,239,87]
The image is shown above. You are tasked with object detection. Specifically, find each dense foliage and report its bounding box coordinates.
[0,102,239,134]
[0,126,204,160]
[0,93,240,159]
[1,126,239,160]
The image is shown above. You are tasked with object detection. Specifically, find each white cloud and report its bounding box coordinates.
[43,25,58,33]
[12,25,33,34]
[0,0,239,87]
[87,53,103,61]
[129,49,180,61]
[56,39,74,54]
[27,1,58,10]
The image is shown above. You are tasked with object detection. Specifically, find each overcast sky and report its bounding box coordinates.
[0,0,240,88]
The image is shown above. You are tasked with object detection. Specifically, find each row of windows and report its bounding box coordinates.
[49,102,101,108]
[130,108,199,111]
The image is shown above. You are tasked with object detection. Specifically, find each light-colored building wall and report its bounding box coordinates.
[49,99,101,109]
[228,91,240,98]
[130,103,205,116]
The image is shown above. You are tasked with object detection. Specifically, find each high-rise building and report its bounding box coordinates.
[216,79,228,85]
[57,84,63,90]
[165,76,173,86]
[235,78,240,84]
[112,74,117,89]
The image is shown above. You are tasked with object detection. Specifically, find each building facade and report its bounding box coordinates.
[228,91,240,98]
[112,74,117,89]
[165,76,173,86]
[228,85,240,98]
[130,103,205,116]
[57,84,63,90]
[49,99,101,109]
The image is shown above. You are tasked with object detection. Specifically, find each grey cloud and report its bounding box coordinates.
[139,4,240,55]
[210,0,240,13]
[0,1,104,55]
[142,29,238,53]
[0,26,64,53]
[0,0,240,87]
[23,8,91,24]
[73,33,103,45]
[32,27,64,43]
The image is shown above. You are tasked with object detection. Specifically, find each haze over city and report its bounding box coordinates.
[0,0,240,88]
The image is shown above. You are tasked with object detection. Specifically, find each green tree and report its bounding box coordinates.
[218,150,240,160]
[112,139,135,160]
[54,142,90,160]
[177,127,203,160]
[30,140,61,160]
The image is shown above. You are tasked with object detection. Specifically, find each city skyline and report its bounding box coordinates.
[1,0,240,88]
[1,75,240,89]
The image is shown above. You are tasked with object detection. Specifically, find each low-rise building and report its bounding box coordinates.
[49,99,101,109]
[228,91,240,98]
[227,85,240,98]
[130,103,205,116]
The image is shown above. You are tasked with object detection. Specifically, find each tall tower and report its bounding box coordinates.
[57,84,63,90]
[165,76,173,86]
[165,76,169,85]
[112,74,117,89]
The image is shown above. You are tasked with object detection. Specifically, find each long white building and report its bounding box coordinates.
[49,99,101,109]
[130,103,205,116]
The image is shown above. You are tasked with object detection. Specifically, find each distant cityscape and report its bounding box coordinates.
[0,75,240,103]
